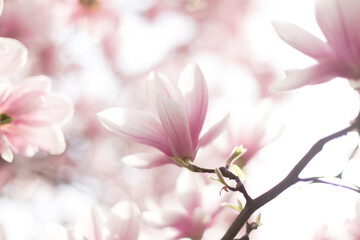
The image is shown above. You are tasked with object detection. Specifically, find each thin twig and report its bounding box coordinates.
[221,113,360,240]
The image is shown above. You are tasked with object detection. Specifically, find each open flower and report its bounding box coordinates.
[273,0,360,91]
[0,76,73,162]
[98,63,228,168]
[143,170,228,240]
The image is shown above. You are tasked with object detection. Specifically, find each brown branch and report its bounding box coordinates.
[221,114,360,240]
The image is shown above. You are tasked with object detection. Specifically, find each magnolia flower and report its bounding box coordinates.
[143,170,228,240]
[273,0,360,91]
[0,76,73,162]
[98,63,228,168]
[44,200,141,240]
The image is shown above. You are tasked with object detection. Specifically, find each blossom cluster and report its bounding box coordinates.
[0,0,360,239]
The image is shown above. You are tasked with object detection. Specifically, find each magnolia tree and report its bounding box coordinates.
[1,0,360,239]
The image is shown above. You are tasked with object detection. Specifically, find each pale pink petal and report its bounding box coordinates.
[107,200,140,240]
[157,96,194,159]
[4,124,66,155]
[147,71,180,116]
[18,94,74,126]
[176,171,203,214]
[98,108,172,155]
[0,38,27,78]
[0,80,12,104]
[337,0,360,62]
[272,61,353,91]
[74,205,105,240]
[178,63,208,147]
[198,114,229,148]
[316,0,360,63]
[3,133,38,157]
[0,136,13,162]
[4,76,52,116]
[272,20,333,60]
[0,0,3,16]
[122,152,174,168]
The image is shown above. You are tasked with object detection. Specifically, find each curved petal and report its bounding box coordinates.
[3,133,38,157]
[0,38,27,78]
[178,63,208,146]
[107,201,141,240]
[18,94,74,126]
[272,61,353,91]
[157,96,194,159]
[316,0,360,63]
[4,124,66,155]
[98,108,172,155]
[74,205,105,240]
[122,152,174,168]
[147,71,180,116]
[4,76,52,116]
[0,135,13,162]
[272,20,333,60]
[198,114,229,148]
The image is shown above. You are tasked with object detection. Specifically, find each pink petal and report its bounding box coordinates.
[107,201,140,240]
[198,114,229,148]
[98,108,172,156]
[74,205,105,240]
[4,124,66,155]
[178,63,208,147]
[0,135,13,162]
[0,38,27,78]
[147,71,180,116]
[4,76,52,116]
[157,96,194,159]
[122,152,174,168]
[316,0,360,63]
[272,61,353,91]
[0,80,12,104]
[3,133,38,157]
[176,170,203,214]
[18,94,74,126]
[272,20,333,60]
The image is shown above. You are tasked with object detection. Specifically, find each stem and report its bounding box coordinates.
[300,177,360,194]
[221,115,360,240]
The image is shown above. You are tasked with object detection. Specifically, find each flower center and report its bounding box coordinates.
[79,0,102,8]
[0,113,13,125]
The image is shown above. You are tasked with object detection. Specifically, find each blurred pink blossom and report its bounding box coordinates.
[98,63,228,168]
[44,200,140,240]
[273,0,360,91]
[65,0,120,36]
[0,76,73,162]
[143,170,228,240]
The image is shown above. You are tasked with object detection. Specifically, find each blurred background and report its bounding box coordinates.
[0,0,360,239]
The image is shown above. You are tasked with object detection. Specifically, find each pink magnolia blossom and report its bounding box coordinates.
[143,170,228,240]
[98,63,228,168]
[0,76,73,162]
[273,0,360,91]
[44,200,141,240]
